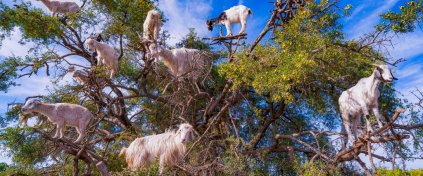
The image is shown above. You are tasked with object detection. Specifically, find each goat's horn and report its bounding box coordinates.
[370,63,379,67]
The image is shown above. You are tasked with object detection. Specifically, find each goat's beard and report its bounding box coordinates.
[207,25,213,31]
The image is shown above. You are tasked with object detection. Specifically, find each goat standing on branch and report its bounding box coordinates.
[84,38,119,79]
[148,43,211,90]
[21,100,93,143]
[119,123,195,174]
[206,5,252,36]
[143,9,161,41]
[67,66,90,85]
[37,0,79,16]
[339,64,397,146]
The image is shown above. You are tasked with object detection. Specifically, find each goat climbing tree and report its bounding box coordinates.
[0,0,423,175]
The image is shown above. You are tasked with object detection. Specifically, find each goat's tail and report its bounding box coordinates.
[248,8,253,15]
[119,147,127,157]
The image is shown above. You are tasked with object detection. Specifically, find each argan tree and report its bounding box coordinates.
[0,0,423,175]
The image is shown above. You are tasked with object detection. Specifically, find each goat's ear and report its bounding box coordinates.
[371,64,382,71]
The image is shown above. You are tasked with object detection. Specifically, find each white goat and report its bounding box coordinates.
[37,0,79,16]
[67,66,90,85]
[21,100,93,143]
[85,38,119,79]
[148,43,211,82]
[206,5,252,36]
[339,64,397,146]
[143,10,161,41]
[119,123,195,174]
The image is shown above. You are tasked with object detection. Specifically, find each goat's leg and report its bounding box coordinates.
[240,17,247,34]
[341,114,354,146]
[54,121,64,138]
[225,21,232,36]
[59,123,66,139]
[360,104,374,132]
[109,68,115,79]
[97,57,102,66]
[364,114,374,133]
[351,115,360,141]
[159,155,166,175]
[74,129,84,143]
[53,123,61,138]
[372,106,384,128]
[74,124,86,143]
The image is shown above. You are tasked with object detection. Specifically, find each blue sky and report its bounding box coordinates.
[0,0,422,169]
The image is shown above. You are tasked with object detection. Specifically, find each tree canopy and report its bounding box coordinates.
[0,0,423,175]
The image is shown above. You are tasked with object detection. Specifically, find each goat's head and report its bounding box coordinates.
[91,33,103,42]
[21,100,41,114]
[72,70,86,78]
[373,64,397,83]
[19,113,28,127]
[206,12,226,31]
[176,123,195,144]
[148,43,163,59]
[84,38,97,52]
[67,65,75,73]
[206,20,214,31]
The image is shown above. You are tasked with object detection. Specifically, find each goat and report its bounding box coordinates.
[84,38,119,79]
[143,10,161,41]
[148,43,211,83]
[339,64,397,146]
[67,66,90,85]
[21,100,93,143]
[119,123,195,174]
[37,0,79,16]
[206,5,252,36]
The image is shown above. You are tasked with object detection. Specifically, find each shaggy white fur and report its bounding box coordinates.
[143,10,161,41]
[21,100,93,143]
[148,43,211,82]
[339,64,396,146]
[85,38,119,79]
[38,0,79,16]
[119,123,195,174]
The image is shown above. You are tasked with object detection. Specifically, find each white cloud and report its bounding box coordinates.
[0,75,52,97]
[0,27,33,57]
[158,0,213,45]
[347,0,399,39]
[388,29,423,59]
[396,64,422,79]
[344,3,367,22]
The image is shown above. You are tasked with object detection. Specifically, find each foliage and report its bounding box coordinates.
[176,28,211,51]
[295,160,342,176]
[377,168,423,176]
[0,0,422,175]
[219,5,372,106]
[379,0,423,33]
